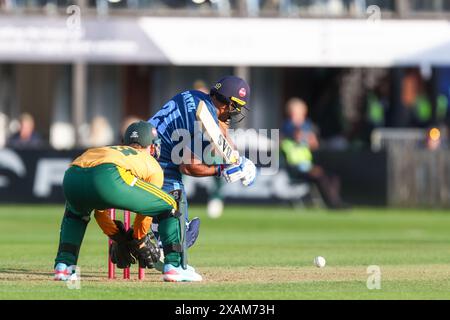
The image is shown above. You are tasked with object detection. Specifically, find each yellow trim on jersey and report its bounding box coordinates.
[116,165,176,208]
[135,180,177,208]
[117,166,136,186]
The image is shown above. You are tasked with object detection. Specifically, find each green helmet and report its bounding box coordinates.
[123,121,159,148]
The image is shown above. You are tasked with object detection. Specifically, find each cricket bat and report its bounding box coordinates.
[196,100,239,165]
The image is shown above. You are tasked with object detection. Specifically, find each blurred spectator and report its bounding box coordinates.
[281,98,348,209]
[401,69,433,128]
[362,76,391,144]
[80,116,114,148]
[50,122,76,150]
[282,98,319,150]
[193,79,209,94]
[6,113,44,149]
[367,80,390,129]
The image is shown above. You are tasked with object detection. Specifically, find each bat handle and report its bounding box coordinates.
[231,150,240,165]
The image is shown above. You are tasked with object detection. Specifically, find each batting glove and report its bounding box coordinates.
[220,164,244,183]
[239,157,257,187]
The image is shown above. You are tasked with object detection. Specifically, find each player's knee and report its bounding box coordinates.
[64,208,90,225]
[156,208,182,221]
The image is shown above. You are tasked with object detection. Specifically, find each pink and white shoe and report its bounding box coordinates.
[162,264,202,282]
[54,263,76,281]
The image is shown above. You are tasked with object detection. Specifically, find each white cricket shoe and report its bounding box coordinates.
[155,258,196,273]
[54,263,77,281]
[162,264,202,282]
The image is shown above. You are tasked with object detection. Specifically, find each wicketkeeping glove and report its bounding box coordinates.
[239,157,257,186]
[128,232,161,269]
[109,221,136,269]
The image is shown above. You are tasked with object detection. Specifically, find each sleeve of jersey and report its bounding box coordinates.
[94,209,118,237]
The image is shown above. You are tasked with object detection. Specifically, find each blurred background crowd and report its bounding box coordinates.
[2,67,449,152]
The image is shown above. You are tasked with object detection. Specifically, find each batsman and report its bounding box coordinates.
[54,121,202,282]
[149,76,257,274]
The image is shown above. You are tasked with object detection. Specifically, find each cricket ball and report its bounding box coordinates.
[314,256,326,268]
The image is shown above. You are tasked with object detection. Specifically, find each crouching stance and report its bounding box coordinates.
[53,121,202,282]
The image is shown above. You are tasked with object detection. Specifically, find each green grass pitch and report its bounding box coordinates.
[1,204,450,299]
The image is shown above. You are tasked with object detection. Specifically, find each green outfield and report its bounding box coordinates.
[1,205,450,300]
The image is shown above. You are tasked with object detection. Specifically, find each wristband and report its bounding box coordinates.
[216,164,225,177]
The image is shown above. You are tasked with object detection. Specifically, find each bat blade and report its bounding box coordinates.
[196,100,239,164]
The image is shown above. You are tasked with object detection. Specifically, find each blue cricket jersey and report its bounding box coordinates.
[148,90,219,185]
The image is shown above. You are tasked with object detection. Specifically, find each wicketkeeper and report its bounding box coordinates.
[54,121,202,282]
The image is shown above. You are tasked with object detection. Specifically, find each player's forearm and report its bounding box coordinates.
[179,163,217,177]
[94,209,119,237]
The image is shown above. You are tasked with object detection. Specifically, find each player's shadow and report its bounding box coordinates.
[0,268,98,279]
[0,268,159,282]
[0,268,49,276]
